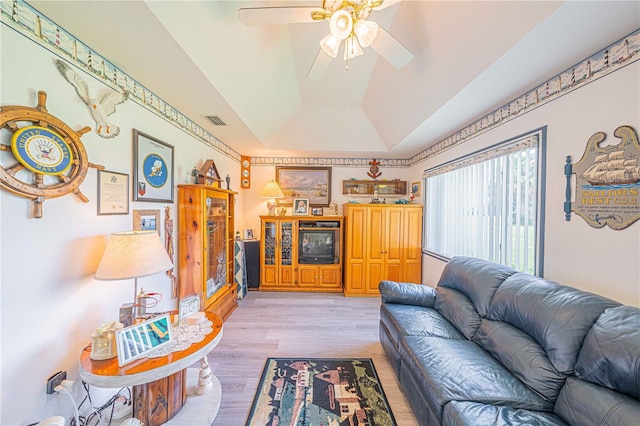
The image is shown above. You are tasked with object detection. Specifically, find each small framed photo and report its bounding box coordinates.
[293,198,310,216]
[133,130,174,203]
[311,207,323,216]
[178,294,201,325]
[115,314,173,366]
[411,181,421,197]
[244,229,254,240]
[133,209,161,235]
[97,170,129,215]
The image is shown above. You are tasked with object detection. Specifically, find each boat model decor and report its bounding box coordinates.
[564,125,640,230]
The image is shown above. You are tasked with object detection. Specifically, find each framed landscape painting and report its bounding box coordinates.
[276,166,331,207]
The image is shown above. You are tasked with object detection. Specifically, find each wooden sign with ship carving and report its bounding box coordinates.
[564,125,640,230]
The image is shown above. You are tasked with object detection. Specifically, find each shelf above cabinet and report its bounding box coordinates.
[342,180,407,196]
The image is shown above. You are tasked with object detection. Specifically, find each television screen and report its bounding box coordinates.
[299,230,335,263]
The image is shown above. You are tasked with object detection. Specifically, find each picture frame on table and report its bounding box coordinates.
[244,229,254,240]
[97,170,129,215]
[311,207,323,216]
[276,166,331,207]
[178,294,201,325]
[133,209,161,235]
[293,198,310,216]
[133,130,174,203]
[115,314,173,366]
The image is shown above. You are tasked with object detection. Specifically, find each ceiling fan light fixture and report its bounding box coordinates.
[354,19,378,47]
[329,9,353,40]
[320,33,341,58]
[344,35,363,60]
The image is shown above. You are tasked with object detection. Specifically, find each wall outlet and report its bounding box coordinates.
[46,370,67,394]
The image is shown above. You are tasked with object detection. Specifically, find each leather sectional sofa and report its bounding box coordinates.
[379,256,640,425]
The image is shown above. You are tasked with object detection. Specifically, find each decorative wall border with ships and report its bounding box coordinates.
[0,0,241,162]
[1,1,638,169]
[409,29,640,167]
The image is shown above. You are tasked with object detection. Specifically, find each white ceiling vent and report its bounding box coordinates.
[205,115,227,126]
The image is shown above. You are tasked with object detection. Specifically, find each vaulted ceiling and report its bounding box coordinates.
[29,1,640,159]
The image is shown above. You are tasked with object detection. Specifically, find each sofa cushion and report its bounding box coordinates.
[434,287,483,339]
[473,319,565,402]
[442,401,567,426]
[379,280,437,307]
[487,273,620,374]
[574,305,640,399]
[380,303,465,348]
[400,336,553,421]
[436,256,517,317]
[554,377,640,425]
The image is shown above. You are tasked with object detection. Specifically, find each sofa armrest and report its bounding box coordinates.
[379,280,436,308]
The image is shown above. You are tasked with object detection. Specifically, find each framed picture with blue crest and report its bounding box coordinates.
[133,129,174,202]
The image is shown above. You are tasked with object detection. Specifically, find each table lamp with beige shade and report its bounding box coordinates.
[95,230,173,324]
[260,180,285,215]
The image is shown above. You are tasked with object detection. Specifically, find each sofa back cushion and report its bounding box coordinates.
[554,306,640,424]
[574,305,640,399]
[434,256,517,339]
[434,287,482,339]
[436,257,518,317]
[487,273,619,374]
[554,377,640,425]
[474,319,566,402]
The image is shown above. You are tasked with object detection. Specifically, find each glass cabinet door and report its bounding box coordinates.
[205,195,227,302]
[280,221,293,266]
[263,221,277,266]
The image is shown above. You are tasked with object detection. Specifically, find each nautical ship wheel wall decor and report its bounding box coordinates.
[564,125,640,230]
[0,91,103,218]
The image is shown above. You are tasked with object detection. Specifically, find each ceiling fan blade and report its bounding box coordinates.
[370,26,414,68]
[307,49,333,80]
[239,6,321,26]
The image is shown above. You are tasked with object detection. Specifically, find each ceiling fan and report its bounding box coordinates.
[239,0,413,79]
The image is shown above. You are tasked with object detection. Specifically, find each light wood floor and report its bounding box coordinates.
[208,291,419,426]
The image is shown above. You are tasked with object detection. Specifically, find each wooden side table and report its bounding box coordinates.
[79,313,223,426]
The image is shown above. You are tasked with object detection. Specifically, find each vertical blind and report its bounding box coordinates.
[423,132,544,275]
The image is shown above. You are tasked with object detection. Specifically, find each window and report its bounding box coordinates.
[423,128,546,275]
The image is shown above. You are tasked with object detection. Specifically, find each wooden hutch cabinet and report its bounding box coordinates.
[178,185,237,321]
[260,216,343,292]
[261,216,295,288]
[343,203,423,296]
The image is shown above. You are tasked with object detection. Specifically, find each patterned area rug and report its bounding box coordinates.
[246,358,396,426]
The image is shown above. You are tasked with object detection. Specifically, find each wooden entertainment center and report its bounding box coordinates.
[259,215,344,292]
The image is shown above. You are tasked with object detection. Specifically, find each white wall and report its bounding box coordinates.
[0,27,241,425]
[412,62,640,306]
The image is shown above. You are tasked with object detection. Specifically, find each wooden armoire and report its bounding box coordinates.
[343,203,423,296]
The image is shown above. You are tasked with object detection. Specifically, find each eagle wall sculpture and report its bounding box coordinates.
[55,59,128,139]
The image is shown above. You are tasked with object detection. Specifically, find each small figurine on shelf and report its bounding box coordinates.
[409,192,415,203]
[225,174,231,190]
[329,200,338,215]
[371,187,382,204]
